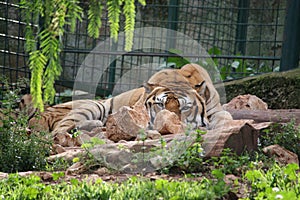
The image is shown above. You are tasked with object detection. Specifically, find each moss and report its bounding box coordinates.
[217,68,300,109]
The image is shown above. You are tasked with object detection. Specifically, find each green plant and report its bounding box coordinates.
[45,157,71,171]
[0,173,230,199]
[173,129,205,172]
[244,163,300,199]
[20,0,146,111]
[0,81,51,173]
[260,121,300,158]
[209,148,251,175]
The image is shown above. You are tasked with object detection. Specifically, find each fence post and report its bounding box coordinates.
[166,0,179,50]
[235,0,250,55]
[280,0,300,71]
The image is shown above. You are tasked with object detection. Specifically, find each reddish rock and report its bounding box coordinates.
[263,144,299,165]
[223,94,268,110]
[153,109,185,135]
[203,120,271,157]
[106,103,150,142]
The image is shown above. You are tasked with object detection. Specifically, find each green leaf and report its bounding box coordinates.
[123,0,136,51]
[107,0,122,42]
[211,169,224,180]
[88,0,103,38]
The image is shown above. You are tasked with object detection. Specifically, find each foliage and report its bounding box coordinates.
[20,0,146,111]
[244,163,300,199]
[0,173,229,199]
[0,82,50,173]
[165,46,279,81]
[172,129,205,172]
[259,121,300,158]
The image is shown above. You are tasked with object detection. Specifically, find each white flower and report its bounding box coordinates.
[272,187,280,192]
[275,194,283,199]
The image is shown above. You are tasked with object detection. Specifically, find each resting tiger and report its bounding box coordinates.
[178,63,233,129]
[23,63,232,146]
[24,82,208,146]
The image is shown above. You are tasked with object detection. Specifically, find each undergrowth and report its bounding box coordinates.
[0,173,229,199]
[0,80,51,173]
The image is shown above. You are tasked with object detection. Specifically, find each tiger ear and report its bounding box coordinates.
[143,83,159,93]
[194,81,206,96]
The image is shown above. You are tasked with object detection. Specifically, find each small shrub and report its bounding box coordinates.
[260,121,300,157]
[244,163,300,199]
[172,129,205,172]
[0,84,50,173]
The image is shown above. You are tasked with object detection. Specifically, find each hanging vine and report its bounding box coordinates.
[20,0,146,111]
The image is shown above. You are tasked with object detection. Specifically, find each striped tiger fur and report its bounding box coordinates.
[22,66,215,146]
[179,63,233,129]
[145,86,208,129]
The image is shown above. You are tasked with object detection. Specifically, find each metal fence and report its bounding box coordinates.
[1,0,299,100]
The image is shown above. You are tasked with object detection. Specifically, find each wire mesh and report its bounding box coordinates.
[0,0,295,101]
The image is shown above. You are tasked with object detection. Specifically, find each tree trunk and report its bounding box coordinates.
[226,109,300,125]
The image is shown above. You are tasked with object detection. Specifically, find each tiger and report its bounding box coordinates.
[23,87,147,146]
[145,86,209,130]
[0,94,32,127]
[178,63,233,129]
[23,80,208,147]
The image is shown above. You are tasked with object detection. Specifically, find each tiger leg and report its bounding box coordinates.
[52,100,108,147]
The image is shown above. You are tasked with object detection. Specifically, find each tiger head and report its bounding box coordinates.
[145,86,209,129]
[19,94,37,119]
[179,63,213,101]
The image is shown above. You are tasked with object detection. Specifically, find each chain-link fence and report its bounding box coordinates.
[1,0,299,100]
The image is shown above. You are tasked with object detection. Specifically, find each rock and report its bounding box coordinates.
[94,167,109,176]
[39,172,53,181]
[52,144,66,154]
[153,109,185,135]
[106,103,150,142]
[47,147,85,162]
[88,120,272,173]
[146,130,162,140]
[263,144,299,165]
[89,133,197,173]
[77,133,92,145]
[66,162,86,175]
[136,130,161,141]
[89,127,107,137]
[223,94,268,110]
[0,172,8,180]
[202,120,271,157]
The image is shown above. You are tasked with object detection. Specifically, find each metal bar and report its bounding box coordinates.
[235,0,250,54]
[61,49,281,60]
[280,0,300,71]
[166,0,179,50]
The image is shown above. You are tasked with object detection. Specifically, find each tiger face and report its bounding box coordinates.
[145,86,209,129]
[179,63,213,100]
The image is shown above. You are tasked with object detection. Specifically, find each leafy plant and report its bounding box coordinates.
[0,82,51,173]
[259,121,300,158]
[244,163,300,199]
[172,129,205,172]
[0,173,230,199]
[20,0,146,111]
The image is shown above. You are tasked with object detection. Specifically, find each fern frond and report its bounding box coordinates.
[29,50,47,112]
[107,0,122,42]
[88,0,103,38]
[66,0,83,33]
[138,0,146,6]
[123,0,136,51]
